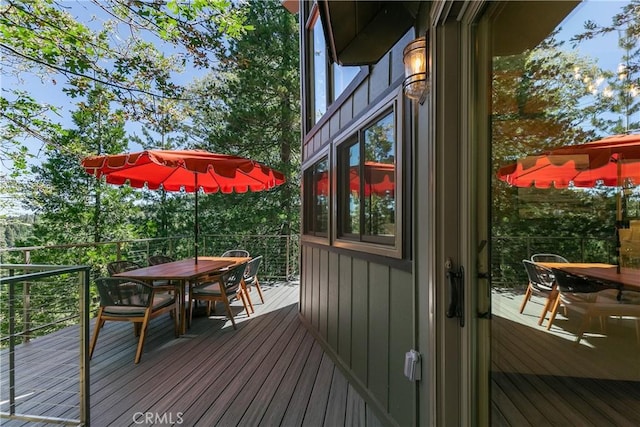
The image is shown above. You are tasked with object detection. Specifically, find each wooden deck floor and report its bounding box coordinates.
[492,289,640,426]
[6,282,640,426]
[1,282,382,427]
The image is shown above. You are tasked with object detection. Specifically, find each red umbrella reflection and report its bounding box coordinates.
[496,133,640,190]
[317,161,395,196]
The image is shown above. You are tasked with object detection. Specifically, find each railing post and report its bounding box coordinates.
[116,242,122,261]
[23,251,31,343]
[286,235,291,280]
[79,268,90,426]
[8,273,16,415]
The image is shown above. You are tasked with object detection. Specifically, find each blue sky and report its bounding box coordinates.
[1,1,206,170]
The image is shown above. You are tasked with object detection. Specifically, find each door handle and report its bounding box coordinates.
[445,257,465,327]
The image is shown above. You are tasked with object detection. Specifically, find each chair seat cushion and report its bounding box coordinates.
[193,281,223,296]
[103,293,175,316]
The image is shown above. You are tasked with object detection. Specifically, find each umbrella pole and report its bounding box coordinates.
[194,173,199,265]
[615,159,623,273]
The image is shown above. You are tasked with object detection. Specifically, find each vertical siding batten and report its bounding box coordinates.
[328,251,340,349]
[389,268,416,425]
[319,249,329,339]
[351,257,369,385]
[368,263,390,411]
[338,253,353,365]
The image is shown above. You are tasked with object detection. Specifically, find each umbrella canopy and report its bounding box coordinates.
[496,133,640,189]
[82,149,286,263]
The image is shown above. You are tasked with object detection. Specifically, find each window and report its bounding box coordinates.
[301,84,403,256]
[310,12,327,124]
[337,109,397,247]
[303,155,329,237]
[307,6,360,127]
[332,63,360,101]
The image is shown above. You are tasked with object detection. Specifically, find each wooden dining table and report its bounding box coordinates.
[539,262,640,291]
[114,256,250,334]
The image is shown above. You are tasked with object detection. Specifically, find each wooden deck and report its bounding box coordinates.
[492,288,640,426]
[6,282,640,426]
[1,282,383,427]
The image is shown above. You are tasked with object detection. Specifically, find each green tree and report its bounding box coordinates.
[1,0,251,175]
[26,86,143,245]
[188,0,300,236]
[130,98,192,240]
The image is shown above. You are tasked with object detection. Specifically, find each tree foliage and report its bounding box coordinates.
[25,86,145,245]
[187,0,300,236]
[0,0,251,174]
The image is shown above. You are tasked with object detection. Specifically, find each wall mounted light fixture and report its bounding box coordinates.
[402,35,428,102]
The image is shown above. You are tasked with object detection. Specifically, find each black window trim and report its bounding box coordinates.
[331,89,404,259]
[301,147,332,246]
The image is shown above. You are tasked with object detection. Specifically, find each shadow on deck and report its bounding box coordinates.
[492,288,640,426]
[1,282,383,427]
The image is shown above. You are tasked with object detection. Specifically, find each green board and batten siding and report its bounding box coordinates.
[299,17,417,424]
[300,246,415,426]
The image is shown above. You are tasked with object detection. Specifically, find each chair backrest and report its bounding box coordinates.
[95,277,153,307]
[531,253,569,263]
[107,260,142,276]
[148,255,175,266]
[244,256,263,279]
[551,268,616,294]
[221,249,250,257]
[522,260,555,291]
[221,262,248,294]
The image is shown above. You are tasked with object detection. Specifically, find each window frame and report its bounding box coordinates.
[301,148,331,245]
[304,3,365,132]
[331,89,404,258]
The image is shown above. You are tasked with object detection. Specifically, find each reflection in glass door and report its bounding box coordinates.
[489,1,640,425]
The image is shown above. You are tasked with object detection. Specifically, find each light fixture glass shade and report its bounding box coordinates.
[403,36,427,100]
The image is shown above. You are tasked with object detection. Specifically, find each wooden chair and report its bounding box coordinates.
[189,262,250,329]
[520,260,558,326]
[148,255,175,265]
[146,255,179,291]
[549,268,640,344]
[107,260,141,276]
[243,255,265,305]
[531,253,569,263]
[90,277,178,364]
[221,249,250,257]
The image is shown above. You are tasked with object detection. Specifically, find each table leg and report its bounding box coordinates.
[180,280,187,335]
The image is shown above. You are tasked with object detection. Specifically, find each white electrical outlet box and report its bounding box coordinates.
[404,349,421,381]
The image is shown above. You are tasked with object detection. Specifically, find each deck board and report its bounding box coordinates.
[492,289,640,426]
[300,353,334,426]
[6,283,639,426]
[1,283,383,427]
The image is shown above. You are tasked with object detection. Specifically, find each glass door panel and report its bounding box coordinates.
[489,1,640,425]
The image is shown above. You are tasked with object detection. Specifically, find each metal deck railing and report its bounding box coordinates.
[0,264,91,426]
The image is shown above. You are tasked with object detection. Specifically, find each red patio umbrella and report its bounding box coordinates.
[82,149,286,264]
